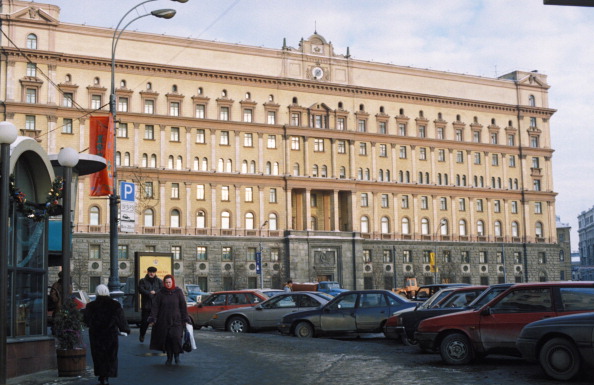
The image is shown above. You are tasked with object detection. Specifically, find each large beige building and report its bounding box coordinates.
[2,1,569,296]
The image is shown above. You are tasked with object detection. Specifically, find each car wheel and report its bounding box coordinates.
[440,332,475,365]
[227,316,249,333]
[294,321,314,338]
[539,337,581,381]
[401,333,418,346]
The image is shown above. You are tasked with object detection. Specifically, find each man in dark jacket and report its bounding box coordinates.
[138,266,163,342]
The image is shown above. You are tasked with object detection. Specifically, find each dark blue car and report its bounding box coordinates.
[278,290,416,338]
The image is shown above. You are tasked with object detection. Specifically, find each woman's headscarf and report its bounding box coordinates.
[163,274,176,291]
[95,284,110,297]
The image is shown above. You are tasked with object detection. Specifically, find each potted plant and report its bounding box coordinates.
[52,298,86,376]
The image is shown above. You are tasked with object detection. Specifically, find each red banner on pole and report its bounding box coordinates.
[89,115,114,196]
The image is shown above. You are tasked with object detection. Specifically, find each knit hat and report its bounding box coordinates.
[95,284,110,297]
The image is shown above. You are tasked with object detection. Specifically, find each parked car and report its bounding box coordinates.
[185,284,209,303]
[384,285,488,345]
[257,288,285,298]
[208,291,331,333]
[278,290,416,338]
[517,311,594,381]
[188,290,268,328]
[411,283,470,302]
[414,281,594,365]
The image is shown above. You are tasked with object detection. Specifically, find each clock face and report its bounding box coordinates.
[312,66,324,80]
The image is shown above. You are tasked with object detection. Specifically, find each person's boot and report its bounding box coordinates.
[174,353,180,365]
[165,352,172,365]
[139,334,144,343]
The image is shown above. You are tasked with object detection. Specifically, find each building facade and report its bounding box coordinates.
[1,1,569,295]
[577,206,594,280]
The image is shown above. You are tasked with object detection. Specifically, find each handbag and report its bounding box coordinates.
[182,323,196,352]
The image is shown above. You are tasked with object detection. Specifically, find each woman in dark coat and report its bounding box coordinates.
[148,274,190,365]
[83,284,130,385]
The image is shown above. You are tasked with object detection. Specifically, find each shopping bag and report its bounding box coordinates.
[184,323,197,351]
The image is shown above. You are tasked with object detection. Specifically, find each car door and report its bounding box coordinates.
[355,292,390,331]
[479,287,555,351]
[320,293,358,332]
[197,293,229,325]
[253,294,300,328]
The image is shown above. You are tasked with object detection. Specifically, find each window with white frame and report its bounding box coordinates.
[438,149,445,162]
[25,115,35,131]
[361,193,368,207]
[62,118,73,134]
[418,125,426,138]
[337,140,346,154]
[511,201,518,214]
[358,119,366,132]
[117,123,128,138]
[419,147,427,160]
[535,202,542,214]
[195,104,205,118]
[144,182,153,198]
[399,146,407,159]
[398,123,407,136]
[26,62,37,77]
[291,113,300,126]
[476,199,484,212]
[440,197,447,210]
[267,135,276,148]
[381,194,389,208]
[267,111,276,124]
[219,106,229,120]
[494,200,501,213]
[459,198,466,211]
[379,121,387,134]
[337,117,345,130]
[245,187,253,202]
[291,136,300,150]
[196,246,207,260]
[171,183,179,199]
[379,144,387,157]
[508,134,515,146]
[91,95,102,110]
[118,97,128,112]
[243,109,253,123]
[170,127,180,142]
[26,88,37,103]
[144,99,154,114]
[196,211,206,228]
[492,154,499,166]
[401,195,409,209]
[221,186,229,201]
[269,188,277,203]
[144,125,154,140]
[314,138,324,152]
[196,129,205,144]
[196,184,205,200]
[220,131,229,145]
[509,155,516,167]
[421,196,428,210]
[244,133,253,147]
[455,129,463,141]
[359,142,367,155]
[26,33,37,49]
[474,152,481,165]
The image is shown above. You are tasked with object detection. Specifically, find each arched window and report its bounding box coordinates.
[124,152,130,166]
[266,162,272,175]
[310,216,317,230]
[273,162,279,175]
[535,222,544,238]
[90,206,100,225]
[321,165,327,178]
[399,171,403,183]
[357,168,363,180]
[386,170,391,182]
[494,221,502,237]
[226,159,232,173]
[421,218,429,235]
[196,211,206,229]
[268,213,278,230]
[115,151,121,166]
[249,160,256,173]
[360,216,369,233]
[201,157,208,171]
[142,154,148,167]
[241,160,248,174]
[217,158,224,172]
[221,211,231,229]
[150,154,157,168]
[170,209,180,228]
[365,168,370,180]
[312,164,319,177]
[511,221,519,237]
[401,217,410,234]
[459,219,467,236]
[245,212,254,230]
[144,209,154,227]
[477,220,485,236]
[176,156,183,170]
[528,95,536,107]
[379,169,384,181]
[293,163,300,176]
[193,157,199,171]
[381,216,390,234]
[406,171,410,183]
[440,219,448,235]
[26,33,37,49]
[168,155,174,169]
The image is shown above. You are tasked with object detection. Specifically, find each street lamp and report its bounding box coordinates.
[258,221,268,289]
[58,148,79,308]
[0,121,17,385]
[108,0,186,295]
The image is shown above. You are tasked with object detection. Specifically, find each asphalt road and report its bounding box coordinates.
[10,328,594,385]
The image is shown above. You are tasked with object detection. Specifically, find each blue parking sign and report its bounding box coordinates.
[120,182,135,202]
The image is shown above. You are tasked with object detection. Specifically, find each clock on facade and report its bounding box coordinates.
[312,66,324,80]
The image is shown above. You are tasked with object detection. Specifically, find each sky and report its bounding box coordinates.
[38,0,594,251]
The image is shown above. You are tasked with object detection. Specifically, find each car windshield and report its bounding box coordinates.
[417,289,452,310]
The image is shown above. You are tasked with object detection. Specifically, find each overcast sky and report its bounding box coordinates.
[40,0,594,251]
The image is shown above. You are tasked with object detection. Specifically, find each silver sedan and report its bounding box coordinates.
[208,292,331,333]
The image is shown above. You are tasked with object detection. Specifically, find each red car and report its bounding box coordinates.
[414,281,594,365]
[188,290,268,328]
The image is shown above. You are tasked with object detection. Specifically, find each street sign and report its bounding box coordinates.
[120,182,136,233]
[256,252,261,274]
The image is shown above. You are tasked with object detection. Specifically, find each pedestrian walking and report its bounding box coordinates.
[138,266,163,343]
[83,284,130,385]
[148,274,191,365]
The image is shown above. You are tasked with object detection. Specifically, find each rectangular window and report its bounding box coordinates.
[171,246,182,260]
[243,109,253,123]
[195,104,205,119]
[62,118,73,134]
[244,133,253,147]
[418,125,426,138]
[337,117,345,130]
[509,155,516,167]
[117,123,128,138]
[245,187,253,202]
[398,123,407,136]
[196,184,205,200]
[269,188,277,203]
[421,196,428,210]
[532,157,540,169]
[171,183,179,199]
[170,127,180,142]
[494,200,501,213]
[118,97,128,112]
[496,252,503,264]
[359,142,367,155]
[219,106,229,120]
[63,92,73,107]
[479,251,488,264]
[419,148,427,160]
[476,199,484,212]
[144,182,154,198]
[438,149,445,162]
[399,146,407,159]
[538,252,546,264]
[314,138,324,152]
[383,250,392,263]
[220,131,229,145]
[534,180,541,191]
[169,101,180,116]
[440,197,447,210]
[473,131,481,143]
[267,111,276,125]
[196,246,207,260]
[461,251,470,263]
[459,198,466,211]
[401,195,409,209]
[291,113,300,126]
[455,129,463,141]
[361,193,368,207]
[337,140,346,154]
[379,121,387,134]
[267,135,277,149]
[144,125,154,140]
[291,136,300,150]
[490,133,498,144]
[25,115,35,131]
[270,248,280,262]
[118,245,129,259]
[144,99,154,114]
[222,247,232,261]
[26,62,36,77]
[358,119,366,132]
[381,194,389,208]
[403,250,412,263]
[379,144,387,157]
[530,136,539,148]
[221,186,229,201]
[89,245,101,259]
[363,250,371,263]
[535,202,542,214]
[492,154,499,166]
[456,151,464,163]
[196,129,205,144]
[26,88,37,103]
[511,201,518,214]
[245,247,257,261]
[530,117,537,127]
[91,95,102,110]
[474,152,481,165]
[508,134,515,146]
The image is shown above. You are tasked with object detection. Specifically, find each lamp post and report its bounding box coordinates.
[58,148,79,308]
[0,121,17,385]
[258,221,268,289]
[108,1,185,295]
